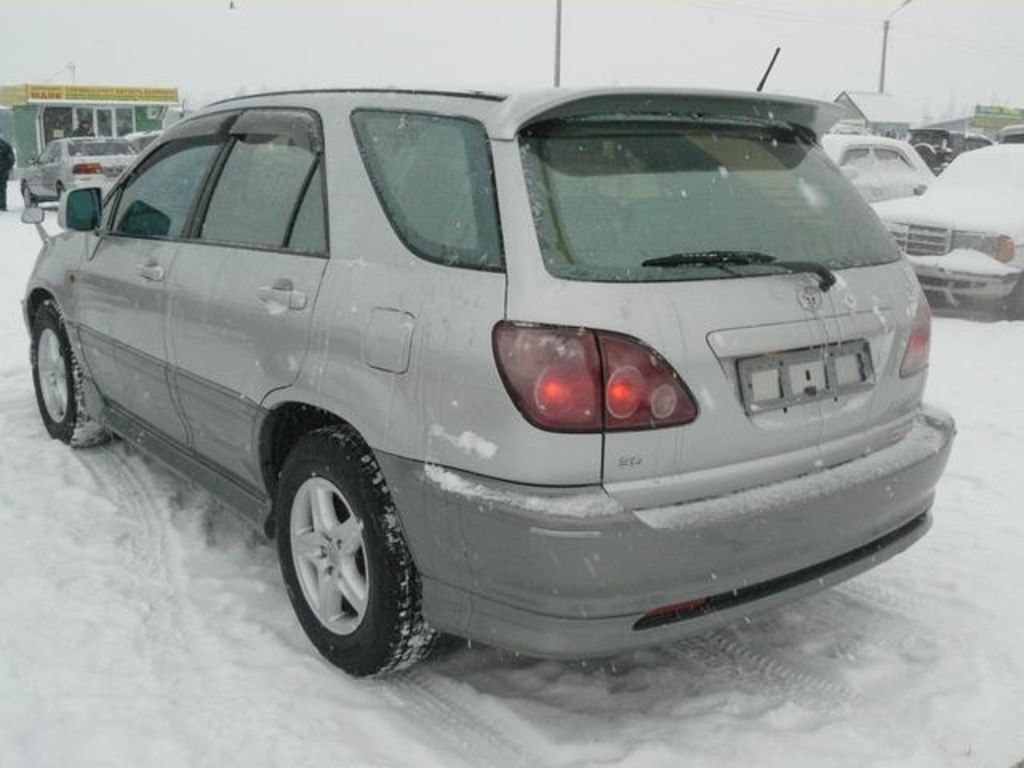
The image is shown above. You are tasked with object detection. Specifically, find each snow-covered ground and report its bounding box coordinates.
[1,180,1022,768]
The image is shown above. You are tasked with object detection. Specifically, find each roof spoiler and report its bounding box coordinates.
[496,89,843,141]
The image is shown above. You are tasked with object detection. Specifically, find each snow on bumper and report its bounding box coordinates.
[377,407,955,659]
[909,249,1022,304]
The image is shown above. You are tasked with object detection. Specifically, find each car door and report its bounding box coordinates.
[42,142,65,196]
[875,147,921,199]
[27,142,56,197]
[166,108,328,488]
[76,131,225,446]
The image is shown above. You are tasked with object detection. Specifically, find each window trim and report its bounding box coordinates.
[105,135,226,243]
[187,106,330,259]
[102,106,331,259]
[350,108,505,273]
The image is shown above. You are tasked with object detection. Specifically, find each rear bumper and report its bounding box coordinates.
[379,406,955,659]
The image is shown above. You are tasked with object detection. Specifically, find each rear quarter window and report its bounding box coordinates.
[352,110,503,271]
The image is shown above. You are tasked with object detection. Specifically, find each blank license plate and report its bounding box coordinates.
[737,340,874,413]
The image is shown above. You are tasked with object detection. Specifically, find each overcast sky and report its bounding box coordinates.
[4,0,1024,121]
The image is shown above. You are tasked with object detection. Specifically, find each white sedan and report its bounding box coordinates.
[873,145,1024,317]
[821,134,934,203]
[20,137,135,205]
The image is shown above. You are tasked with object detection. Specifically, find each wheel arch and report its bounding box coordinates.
[26,287,57,325]
[256,400,366,537]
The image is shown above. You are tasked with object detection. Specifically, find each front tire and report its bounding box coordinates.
[30,302,109,447]
[275,426,439,677]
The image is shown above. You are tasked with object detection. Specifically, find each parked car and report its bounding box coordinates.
[21,88,955,677]
[908,128,993,174]
[997,124,1024,144]
[122,130,162,153]
[20,137,135,204]
[874,144,1024,316]
[821,134,933,202]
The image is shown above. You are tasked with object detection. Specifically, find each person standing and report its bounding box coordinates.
[0,131,16,211]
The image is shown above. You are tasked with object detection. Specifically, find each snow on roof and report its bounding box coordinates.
[837,91,915,125]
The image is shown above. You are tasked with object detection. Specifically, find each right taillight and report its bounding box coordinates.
[900,296,931,378]
[493,322,698,433]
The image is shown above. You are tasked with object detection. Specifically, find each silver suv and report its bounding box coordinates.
[22,88,955,677]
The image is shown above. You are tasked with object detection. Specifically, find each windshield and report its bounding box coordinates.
[68,139,133,157]
[520,119,898,283]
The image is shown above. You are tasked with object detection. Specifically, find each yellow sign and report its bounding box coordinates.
[0,83,179,106]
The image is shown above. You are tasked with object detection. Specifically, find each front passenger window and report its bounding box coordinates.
[114,140,220,239]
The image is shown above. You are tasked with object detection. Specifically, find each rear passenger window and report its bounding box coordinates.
[200,131,322,251]
[114,140,219,239]
[875,149,912,169]
[352,110,502,270]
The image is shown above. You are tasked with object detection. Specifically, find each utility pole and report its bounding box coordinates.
[554,0,563,87]
[878,0,913,93]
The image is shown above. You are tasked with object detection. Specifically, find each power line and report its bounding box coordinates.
[686,1,876,29]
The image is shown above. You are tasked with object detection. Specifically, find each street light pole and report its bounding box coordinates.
[554,0,563,87]
[878,0,913,93]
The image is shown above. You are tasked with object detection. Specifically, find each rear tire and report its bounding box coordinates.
[275,425,440,677]
[30,301,110,447]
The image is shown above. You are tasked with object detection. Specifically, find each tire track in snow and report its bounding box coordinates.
[677,628,859,708]
[376,667,542,768]
[75,442,238,747]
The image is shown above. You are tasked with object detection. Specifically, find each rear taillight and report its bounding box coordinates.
[900,296,931,378]
[72,162,102,175]
[493,322,698,433]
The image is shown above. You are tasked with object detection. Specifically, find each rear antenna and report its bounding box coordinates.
[756,47,781,92]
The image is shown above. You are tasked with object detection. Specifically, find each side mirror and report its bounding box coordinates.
[59,187,103,232]
[913,184,928,196]
[20,207,44,225]
[841,165,860,181]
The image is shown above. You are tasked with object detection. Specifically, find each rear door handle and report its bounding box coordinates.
[259,279,307,310]
[136,263,165,282]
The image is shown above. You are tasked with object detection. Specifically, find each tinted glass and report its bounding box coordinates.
[520,120,899,283]
[114,140,219,238]
[352,111,502,270]
[287,165,327,253]
[200,134,317,249]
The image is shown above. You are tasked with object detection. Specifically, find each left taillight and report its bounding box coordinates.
[493,322,698,433]
[72,162,102,175]
[900,295,931,378]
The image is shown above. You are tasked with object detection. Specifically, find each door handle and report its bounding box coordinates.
[259,279,307,310]
[136,263,165,282]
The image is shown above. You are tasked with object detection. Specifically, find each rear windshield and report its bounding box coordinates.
[68,140,133,157]
[520,118,899,283]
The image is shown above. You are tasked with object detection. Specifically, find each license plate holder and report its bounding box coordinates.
[737,340,874,413]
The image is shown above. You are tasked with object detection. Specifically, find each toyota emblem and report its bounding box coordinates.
[797,284,824,312]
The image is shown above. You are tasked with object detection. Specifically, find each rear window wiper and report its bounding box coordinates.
[641,251,837,292]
